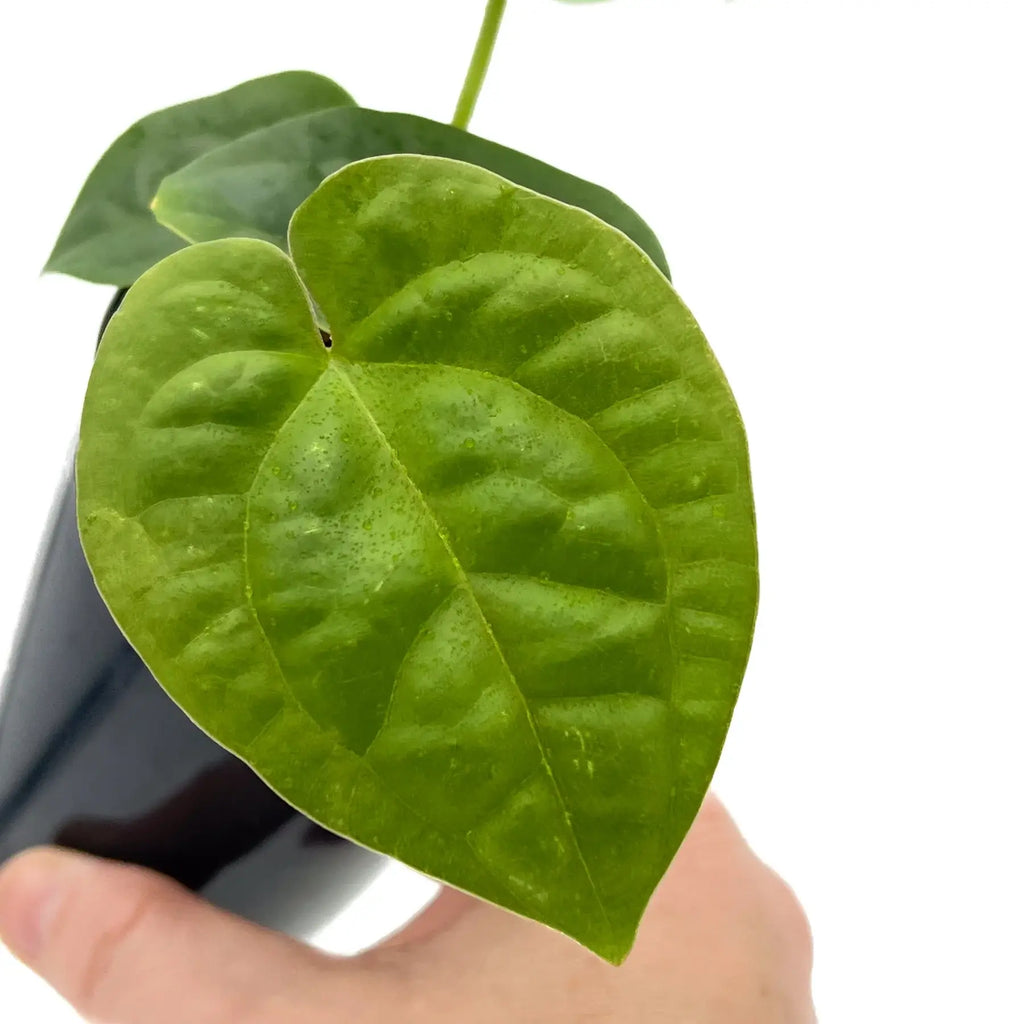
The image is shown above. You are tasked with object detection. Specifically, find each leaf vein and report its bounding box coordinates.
[467,571,663,608]
[241,364,331,706]
[329,360,615,939]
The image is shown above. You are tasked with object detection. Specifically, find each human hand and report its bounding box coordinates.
[0,795,814,1023]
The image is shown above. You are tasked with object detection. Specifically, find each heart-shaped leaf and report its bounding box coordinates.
[150,107,670,278]
[78,156,755,962]
[46,72,355,286]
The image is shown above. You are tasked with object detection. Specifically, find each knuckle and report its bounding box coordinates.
[763,868,815,968]
[719,877,817,1024]
[63,869,171,1012]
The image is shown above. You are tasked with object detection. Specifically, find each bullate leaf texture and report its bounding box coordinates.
[77,155,757,962]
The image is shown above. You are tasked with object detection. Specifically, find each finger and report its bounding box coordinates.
[0,847,367,1024]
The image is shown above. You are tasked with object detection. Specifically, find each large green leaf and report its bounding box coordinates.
[78,156,755,962]
[46,72,355,285]
[151,107,670,278]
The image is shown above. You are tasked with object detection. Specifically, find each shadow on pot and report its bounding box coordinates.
[0,291,383,939]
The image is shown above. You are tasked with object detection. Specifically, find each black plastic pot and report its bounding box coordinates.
[0,292,381,937]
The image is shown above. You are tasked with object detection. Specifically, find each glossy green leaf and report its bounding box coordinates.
[46,72,355,285]
[151,107,670,278]
[78,156,755,962]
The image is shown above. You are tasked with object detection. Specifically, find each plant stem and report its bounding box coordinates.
[451,0,508,130]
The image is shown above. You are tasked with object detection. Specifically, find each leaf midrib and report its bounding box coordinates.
[240,351,329,721]
[228,348,614,935]
[325,359,615,940]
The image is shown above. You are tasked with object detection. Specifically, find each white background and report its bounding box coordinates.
[1,0,1022,1019]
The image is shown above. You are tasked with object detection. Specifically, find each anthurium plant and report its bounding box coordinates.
[49,0,757,964]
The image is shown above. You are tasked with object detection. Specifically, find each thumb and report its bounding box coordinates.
[0,847,370,1024]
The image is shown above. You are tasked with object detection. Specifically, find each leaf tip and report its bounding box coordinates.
[587,933,634,967]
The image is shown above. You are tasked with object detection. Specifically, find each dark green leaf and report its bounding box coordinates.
[46,72,355,285]
[152,107,670,278]
[78,156,754,961]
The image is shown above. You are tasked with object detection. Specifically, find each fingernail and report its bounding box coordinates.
[0,850,82,962]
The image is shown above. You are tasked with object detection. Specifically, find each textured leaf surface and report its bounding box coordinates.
[78,156,755,962]
[151,107,670,278]
[46,72,354,285]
